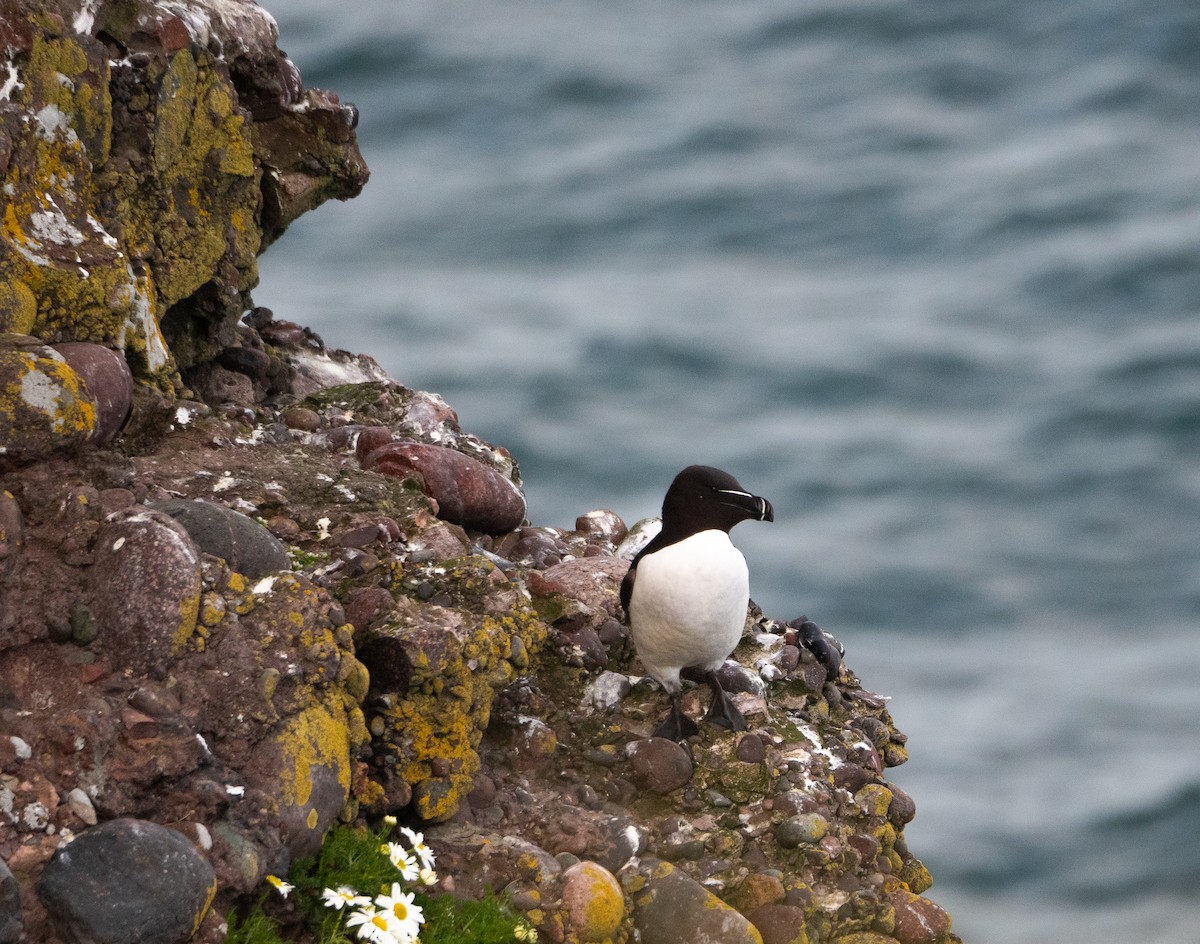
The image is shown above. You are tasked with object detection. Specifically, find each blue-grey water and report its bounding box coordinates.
[256,2,1200,941]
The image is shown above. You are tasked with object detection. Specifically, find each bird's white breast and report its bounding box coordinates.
[629,529,750,688]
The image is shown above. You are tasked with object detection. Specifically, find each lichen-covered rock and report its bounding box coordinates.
[0,336,97,465]
[625,859,764,944]
[357,579,549,821]
[51,343,133,443]
[0,0,367,380]
[151,497,290,578]
[359,437,527,534]
[560,860,625,943]
[90,508,202,675]
[36,818,216,944]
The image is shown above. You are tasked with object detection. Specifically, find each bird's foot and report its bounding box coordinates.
[653,694,699,742]
[704,671,748,731]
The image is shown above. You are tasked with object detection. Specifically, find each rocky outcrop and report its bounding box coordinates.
[0,2,958,944]
[0,0,367,382]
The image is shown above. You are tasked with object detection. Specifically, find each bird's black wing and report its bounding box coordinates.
[619,564,636,619]
[619,531,670,620]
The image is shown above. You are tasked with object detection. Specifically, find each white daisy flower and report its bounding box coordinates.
[380,841,419,881]
[345,906,400,943]
[265,875,293,898]
[399,826,436,871]
[383,814,398,826]
[322,886,371,910]
[417,865,438,886]
[374,882,424,939]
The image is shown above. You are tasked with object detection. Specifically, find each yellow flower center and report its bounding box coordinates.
[393,901,409,920]
[371,915,388,930]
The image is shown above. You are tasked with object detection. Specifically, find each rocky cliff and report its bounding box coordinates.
[0,2,959,943]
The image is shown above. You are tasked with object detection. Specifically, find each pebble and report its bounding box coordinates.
[736,733,767,764]
[583,671,632,712]
[556,624,608,670]
[774,814,828,848]
[716,662,767,697]
[36,818,216,944]
[150,499,290,578]
[574,509,628,544]
[64,788,97,826]
[626,738,694,794]
[280,406,321,431]
[592,815,644,873]
[887,784,917,826]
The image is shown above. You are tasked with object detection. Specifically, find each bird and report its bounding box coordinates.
[620,465,774,741]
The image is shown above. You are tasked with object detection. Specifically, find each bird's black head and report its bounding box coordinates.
[661,465,774,537]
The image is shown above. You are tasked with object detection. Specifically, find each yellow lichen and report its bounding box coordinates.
[169,580,201,656]
[270,696,352,849]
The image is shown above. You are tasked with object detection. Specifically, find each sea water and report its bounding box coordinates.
[257,2,1200,940]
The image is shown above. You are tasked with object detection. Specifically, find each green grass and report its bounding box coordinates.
[225,904,288,944]
[226,822,531,944]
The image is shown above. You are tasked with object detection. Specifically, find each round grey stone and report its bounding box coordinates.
[36,819,216,944]
[151,499,289,578]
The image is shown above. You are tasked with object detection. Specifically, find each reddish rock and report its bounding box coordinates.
[890,890,951,944]
[736,733,767,764]
[359,440,526,534]
[258,319,308,346]
[345,587,395,632]
[52,343,133,444]
[500,526,570,567]
[90,510,202,675]
[746,904,809,944]
[888,783,918,826]
[626,738,693,795]
[280,406,321,430]
[408,521,471,560]
[575,509,628,544]
[533,557,629,619]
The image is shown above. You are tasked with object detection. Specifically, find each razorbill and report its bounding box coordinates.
[620,465,774,741]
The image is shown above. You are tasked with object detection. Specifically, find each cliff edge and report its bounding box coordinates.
[0,3,959,943]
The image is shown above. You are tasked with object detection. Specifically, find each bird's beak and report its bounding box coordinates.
[716,488,774,522]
